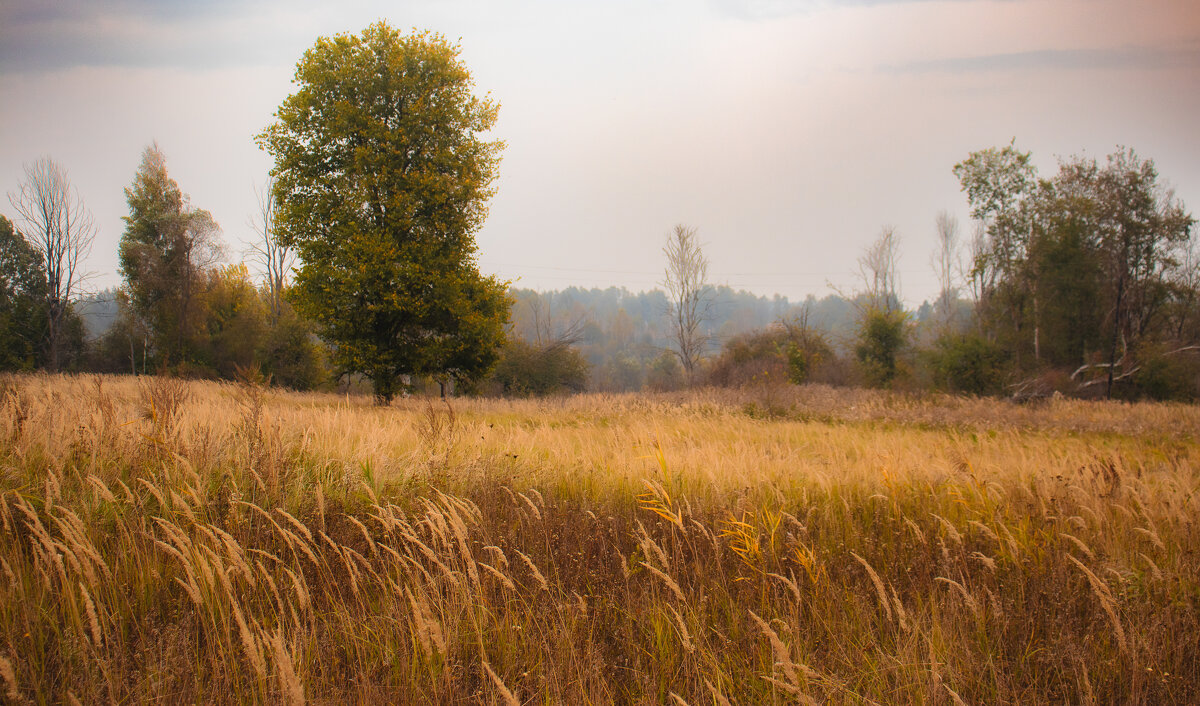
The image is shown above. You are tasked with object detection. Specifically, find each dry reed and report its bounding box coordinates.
[0,373,1196,703]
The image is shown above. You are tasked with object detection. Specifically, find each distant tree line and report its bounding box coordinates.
[488,144,1197,402]
[946,143,1196,399]
[2,42,1195,406]
[7,144,1194,402]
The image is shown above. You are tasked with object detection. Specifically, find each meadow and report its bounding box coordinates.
[1,373,1197,704]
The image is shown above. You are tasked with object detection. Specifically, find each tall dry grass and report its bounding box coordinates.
[0,372,1197,703]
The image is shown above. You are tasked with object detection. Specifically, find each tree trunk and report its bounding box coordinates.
[373,371,396,406]
[1106,277,1125,400]
[1033,293,1040,363]
[46,303,60,373]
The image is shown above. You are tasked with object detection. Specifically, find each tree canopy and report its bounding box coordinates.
[119,144,223,369]
[955,144,1195,397]
[0,215,47,370]
[260,22,509,402]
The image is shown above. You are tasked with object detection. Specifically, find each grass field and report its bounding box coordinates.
[1,373,1198,704]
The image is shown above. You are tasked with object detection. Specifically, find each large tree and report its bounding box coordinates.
[119,144,224,369]
[259,23,509,402]
[1083,149,1194,395]
[953,142,1038,360]
[956,144,1195,397]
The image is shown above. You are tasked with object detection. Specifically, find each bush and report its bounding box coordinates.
[489,340,589,396]
[1131,345,1200,402]
[709,325,835,388]
[855,308,907,388]
[259,311,328,391]
[928,331,1009,396]
[198,265,269,379]
[646,351,684,392]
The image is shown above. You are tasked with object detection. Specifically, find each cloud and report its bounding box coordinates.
[0,0,300,72]
[887,43,1200,74]
[0,0,271,29]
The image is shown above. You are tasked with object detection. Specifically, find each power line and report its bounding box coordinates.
[483,261,933,277]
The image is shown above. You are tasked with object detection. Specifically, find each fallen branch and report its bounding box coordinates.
[1076,366,1140,389]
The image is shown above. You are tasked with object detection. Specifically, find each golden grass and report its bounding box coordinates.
[0,372,1198,703]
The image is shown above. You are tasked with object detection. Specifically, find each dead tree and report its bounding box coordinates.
[857,225,901,313]
[8,158,95,371]
[931,211,959,333]
[662,224,712,382]
[247,176,295,323]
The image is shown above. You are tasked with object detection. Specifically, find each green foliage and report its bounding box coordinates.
[488,340,588,396]
[261,23,508,402]
[953,142,1036,236]
[119,145,223,369]
[786,343,809,384]
[928,331,1010,396]
[82,277,328,388]
[1025,196,1104,367]
[54,306,87,371]
[258,303,327,391]
[855,307,907,388]
[88,305,144,374]
[0,215,48,370]
[196,265,269,379]
[955,144,1195,394]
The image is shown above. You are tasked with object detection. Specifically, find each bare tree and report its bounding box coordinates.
[8,157,96,371]
[246,176,295,322]
[962,220,989,306]
[857,226,901,313]
[662,224,711,382]
[931,211,959,332]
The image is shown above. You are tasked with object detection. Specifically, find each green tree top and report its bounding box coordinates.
[259,22,509,402]
[119,144,223,368]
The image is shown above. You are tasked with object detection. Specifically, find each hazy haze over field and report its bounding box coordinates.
[1,0,1198,306]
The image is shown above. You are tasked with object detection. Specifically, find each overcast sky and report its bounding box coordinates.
[2,0,1198,306]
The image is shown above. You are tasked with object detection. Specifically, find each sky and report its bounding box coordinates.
[1,0,1198,307]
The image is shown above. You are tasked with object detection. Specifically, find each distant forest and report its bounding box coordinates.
[4,142,1197,402]
[69,284,894,393]
[505,285,885,392]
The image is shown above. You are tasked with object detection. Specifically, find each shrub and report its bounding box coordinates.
[1131,345,1200,402]
[854,307,907,388]
[709,326,835,388]
[259,310,328,391]
[591,354,644,393]
[645,351,684,392]
[928,331,1010,396]
[489,340,589,396]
